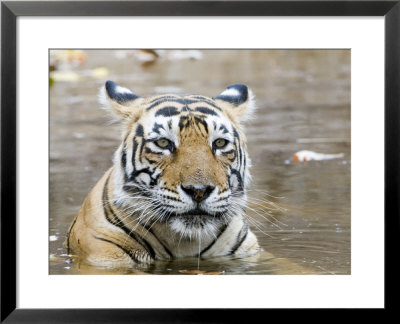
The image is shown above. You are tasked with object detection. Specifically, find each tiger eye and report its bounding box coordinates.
[156,138,170,148]
[214,138,227,148]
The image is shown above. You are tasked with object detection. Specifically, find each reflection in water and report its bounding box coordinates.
[56,250,313,275]
[50,50,350,275]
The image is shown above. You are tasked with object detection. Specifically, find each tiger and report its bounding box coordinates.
[65,80,261,268]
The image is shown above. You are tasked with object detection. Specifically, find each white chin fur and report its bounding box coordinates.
[169,217,220,240]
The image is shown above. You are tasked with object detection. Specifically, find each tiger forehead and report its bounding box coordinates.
[178,114,210,136]
[137,94,237,141]
[144,94,222,114]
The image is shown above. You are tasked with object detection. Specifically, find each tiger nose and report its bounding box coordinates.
[181,184,215,203]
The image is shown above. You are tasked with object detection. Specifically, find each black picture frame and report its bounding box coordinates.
[1,0,398,322]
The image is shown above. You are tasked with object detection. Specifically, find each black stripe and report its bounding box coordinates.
[195,107,218,116]
[109,203,157,259]
[144,157,158,165]
[176,98,200,105]
[189,97,223,111]
[149,96,180,104]
[164,188,179,195]
[147,99,223,112]
[229,168,244,191]
[219,124,229,134]
[147,96,222,111]
[236,141,243,171]
[121,149,127,169]
[155,106,180,117]
[149,172,160,187]
[110,207,156,259]
[200,223,229,256]
[122,184,151,196]
[214,204,230,209]
[194,116,208,134]
[129,167,155,183]
[131,138,148,169]
[233,127,240,139]
[140,224,173,258]
[146,98,191,110]
[152,123,165,134]
[128,168,161,189]
[65,217,78,254]
[179,115,190,130]
[121,148,128,181]
[121,133,130,181]
[230,226,249,254]
[221,149,237,162]
[189,95,209,101]
[131,139,139,167]
[93,235,142,264]
[102,174,156,259]
[135,124,144,137]
[215,196,227,202]
[102,175,117,225]
[160,194,181,202]
[137,138,145,164]
[145,147,163,155]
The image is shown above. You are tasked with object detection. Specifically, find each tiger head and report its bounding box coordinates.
[100,81,256,239]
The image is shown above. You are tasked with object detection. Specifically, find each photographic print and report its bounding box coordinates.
[49,49,351,275]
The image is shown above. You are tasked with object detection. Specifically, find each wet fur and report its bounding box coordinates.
[66,82,260,268]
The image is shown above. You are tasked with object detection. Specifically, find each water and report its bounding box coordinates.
[49,49,350,275]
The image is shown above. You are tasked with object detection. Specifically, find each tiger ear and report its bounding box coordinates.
[214,84,256,122]
[99,80,143,120]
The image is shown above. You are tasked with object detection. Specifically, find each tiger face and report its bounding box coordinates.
[101,81,256,239]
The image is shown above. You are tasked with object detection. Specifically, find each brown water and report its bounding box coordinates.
[49,49,350,275]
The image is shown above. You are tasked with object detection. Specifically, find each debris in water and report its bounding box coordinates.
[90,67,109,79]
[49,235,58,241]
[134,49,159,64]
[50,50,87,70]
[50,67,109,83]
[159,49,203,61]
[50,70,80,82]
[293,150,344,163]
